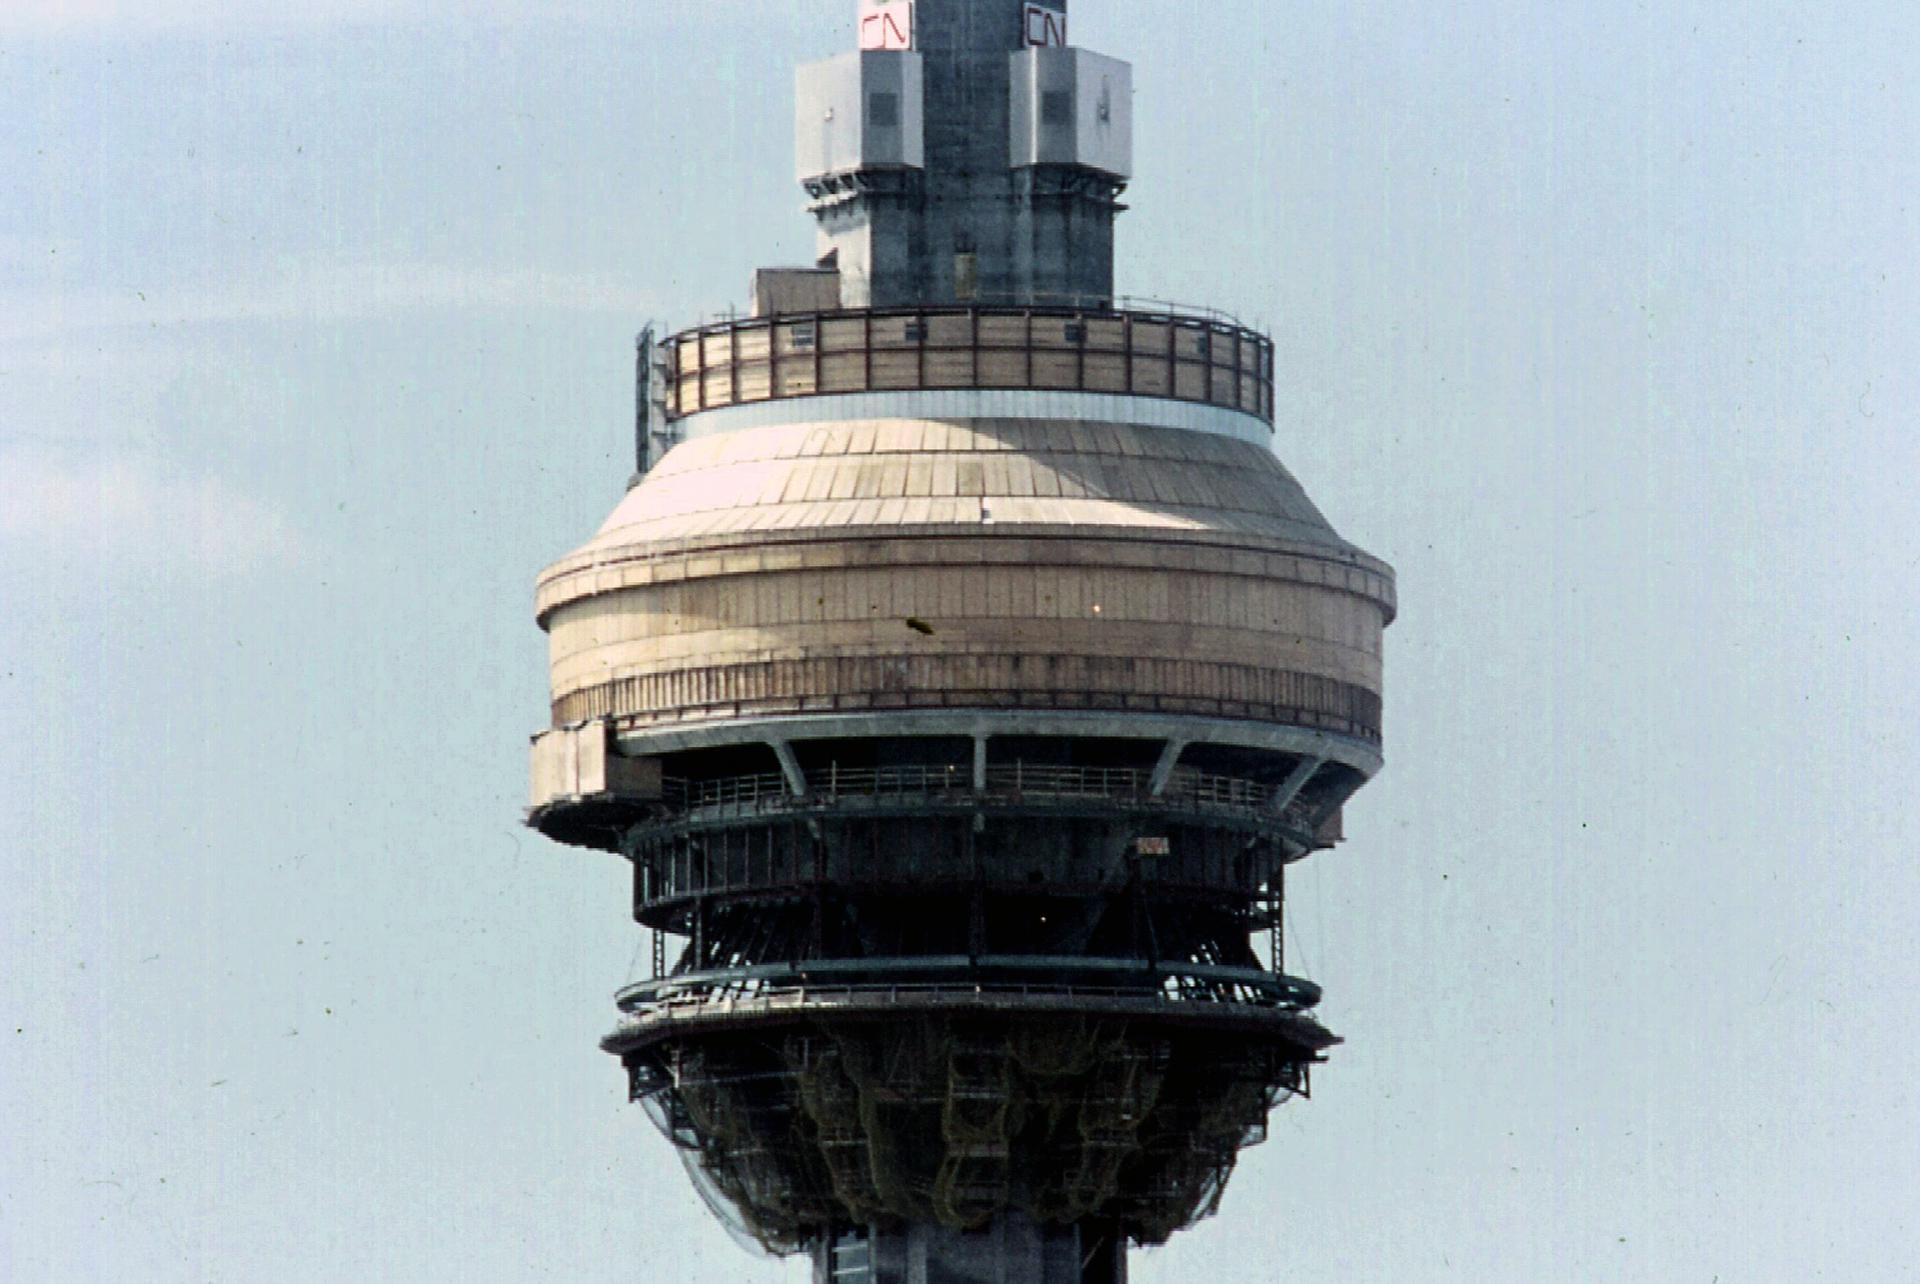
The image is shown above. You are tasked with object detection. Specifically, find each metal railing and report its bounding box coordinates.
[815,762,975,798]
[611,957,1325,1037]
[657,762,1293,820]
[661,302,1276,424]
[662,772,791,811]
[691,295,1256,332]
[620,957,1320,1008]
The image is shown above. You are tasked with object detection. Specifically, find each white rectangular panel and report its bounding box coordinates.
[796,51,925,182]
[1008,47,1132,179]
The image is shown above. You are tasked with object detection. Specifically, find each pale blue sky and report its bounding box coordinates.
[3,2,1916,1280]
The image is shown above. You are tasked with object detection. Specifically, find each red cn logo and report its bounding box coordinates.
[859,1,914,51]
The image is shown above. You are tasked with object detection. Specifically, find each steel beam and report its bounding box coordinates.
[1268,754,1326,815]
[1147,738,1189,796]
[622,711,1382,777]
[768,740,808,798]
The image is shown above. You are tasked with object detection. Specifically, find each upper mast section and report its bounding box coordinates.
[794,0,1131,309]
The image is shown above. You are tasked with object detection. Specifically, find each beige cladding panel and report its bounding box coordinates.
[548,563,1382,650]
[548,623,1381,704]
[544,559,1387,729]
[542,529,1394,629]
[544,582,1382,654]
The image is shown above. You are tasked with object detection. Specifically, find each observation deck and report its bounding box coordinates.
[659,304,1275,433]
[605,957,1335,1063]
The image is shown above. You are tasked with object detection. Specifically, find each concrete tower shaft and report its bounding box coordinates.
[798,0,1129,307]
[528,4,1393,1281]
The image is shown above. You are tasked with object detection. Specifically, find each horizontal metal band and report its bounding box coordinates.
[605,991,1333,1057]
[669,389,1273,445]
[603,961,1337,1058]
[607,709,1384,776]
[554,654,1382,743]
[618,956,1323,1011]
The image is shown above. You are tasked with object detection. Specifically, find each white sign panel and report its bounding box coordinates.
[1022,2,1067,48]
[860,0,914,51]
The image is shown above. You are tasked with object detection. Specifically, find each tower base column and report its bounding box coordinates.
[813,1213,1126,1284]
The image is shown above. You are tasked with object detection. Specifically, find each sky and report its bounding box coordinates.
[2,1,1916,1280]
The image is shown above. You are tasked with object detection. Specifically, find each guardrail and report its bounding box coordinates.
[613,956,1324,1022]
[663,772,792,810]
[660,762,1291,819]
[661,303,1275,424]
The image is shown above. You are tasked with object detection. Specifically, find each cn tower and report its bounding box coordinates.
[528,3,1396,1279]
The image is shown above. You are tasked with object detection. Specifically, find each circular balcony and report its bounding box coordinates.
[605,955,1331,1056]
[655,761,1320,835]
[661,304,1275,428]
